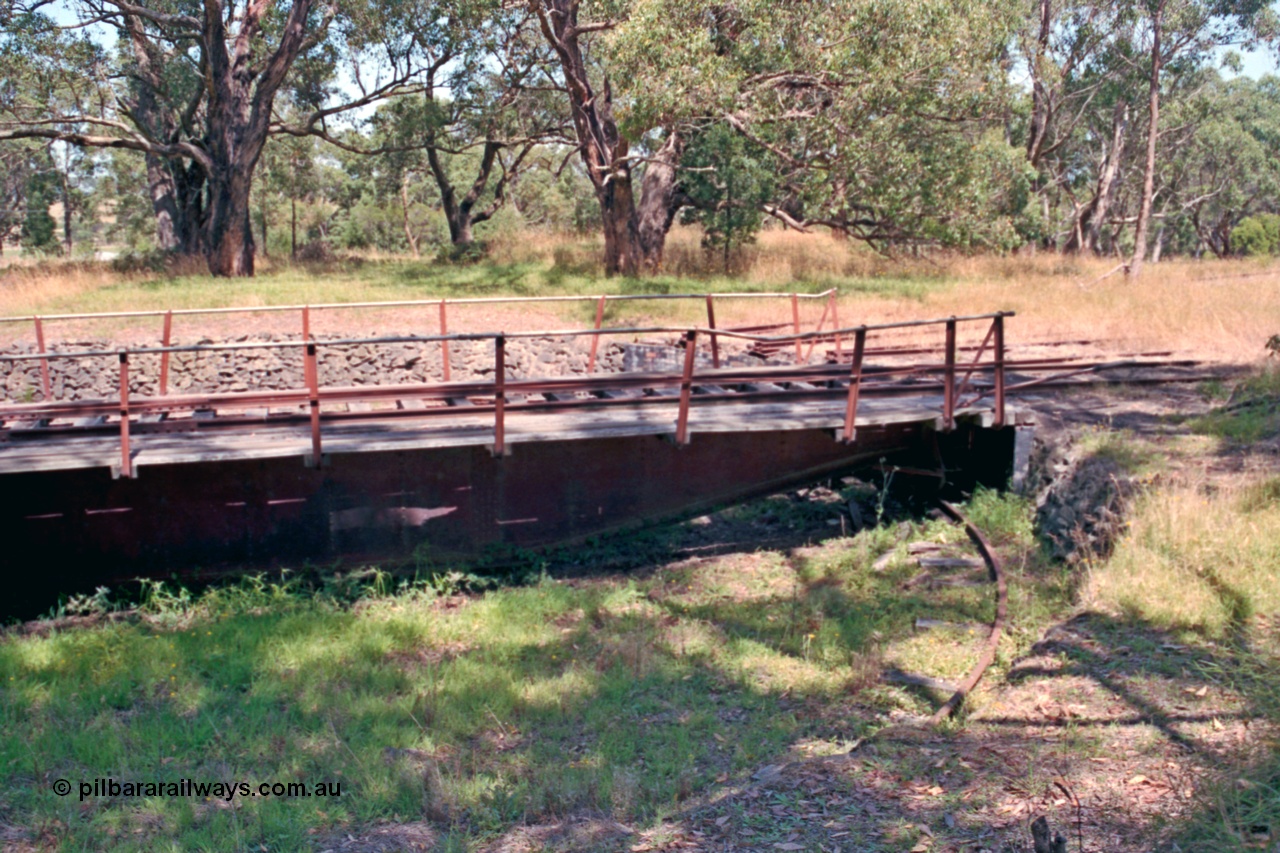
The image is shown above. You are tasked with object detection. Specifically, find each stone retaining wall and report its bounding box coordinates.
[0,333,634,403]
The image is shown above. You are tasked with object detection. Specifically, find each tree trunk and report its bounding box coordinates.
[124,14,199,258]
[1025,0,1053,167]
[1128,0,1163,280]
[259,204,269,257]
[427,139,511,251]
[533,1,682,275]
[401,173,420,258]
[1066,102,1128,254]
[199,0,316,277]
[635,131,685,273]
[205,169,255,277]
[174,163,205,256]
[60,175,72,254]
[145,154,182,252]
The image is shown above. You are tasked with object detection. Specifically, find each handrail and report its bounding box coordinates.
[0,312,1015,363]
[0,309,1014,477]
[0,289,837,325]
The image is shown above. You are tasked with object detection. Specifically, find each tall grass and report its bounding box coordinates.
[1087,479,1280,637]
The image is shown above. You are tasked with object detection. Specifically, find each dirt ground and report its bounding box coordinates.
[426,380,1278,853]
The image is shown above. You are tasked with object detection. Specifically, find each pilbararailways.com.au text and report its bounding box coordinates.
[53,777,342,802]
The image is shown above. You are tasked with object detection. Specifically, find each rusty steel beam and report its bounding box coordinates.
[791,293,803,363]
[118,351,131,478]
[675,330,698,446]
[304,342,322,465]
[1,418,959,602]
[841,327,867,443]
[494,335,506,456]
[587,295,607,373]
[159,310,173,396]
[705,294,720,369]
[943,318,957,431]
[438,300,451,382]
[994,314,1006,427]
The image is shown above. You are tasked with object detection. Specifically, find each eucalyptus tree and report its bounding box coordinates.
[1158,71,1280,255]
[0,0,430,276]
[1124,0,1279,277]
[0,140,45,253]
[539,0,1026,270]
[1017,0,1144,251]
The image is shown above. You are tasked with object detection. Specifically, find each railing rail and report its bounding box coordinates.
[0,309,1014,476]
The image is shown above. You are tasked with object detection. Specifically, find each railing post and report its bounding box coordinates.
[118,351,132,478]
[301,305,311,340]
[439,299,451,382]
[587,295,607,373]
[943,318,957,431]
[705,294,720,369]
[803,295,832,364]
[33,316,51,400]
[304,341,323,465]
[829,292,842,360]
[841,327,867,444]
[493,334,506,457]
[791,293,803,363]
[159,310,173,396]
[993,313,1006,427]
[675,329,698,446]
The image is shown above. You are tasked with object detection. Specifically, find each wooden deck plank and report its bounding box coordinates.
[0,394,1008,475]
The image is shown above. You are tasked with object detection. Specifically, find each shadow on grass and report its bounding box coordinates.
[2,486,1277,852]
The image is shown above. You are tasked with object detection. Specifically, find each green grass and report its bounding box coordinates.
[1082,426,1280,853]
[0,490,1059,851]
[3,255,947,321]
[1188,367,1280,444]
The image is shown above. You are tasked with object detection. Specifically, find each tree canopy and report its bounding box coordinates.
[1,0,1277,274]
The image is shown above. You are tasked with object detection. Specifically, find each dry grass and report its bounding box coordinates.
[4,229,1279,361]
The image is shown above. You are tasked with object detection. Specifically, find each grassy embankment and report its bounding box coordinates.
[0,236,1278,850]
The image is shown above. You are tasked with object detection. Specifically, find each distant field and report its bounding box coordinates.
[2,229,1278,363]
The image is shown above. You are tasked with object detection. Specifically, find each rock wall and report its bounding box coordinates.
[0,333,632,403]
[1028,434,1137,563]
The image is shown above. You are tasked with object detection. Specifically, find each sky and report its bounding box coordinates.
[1236,47,1279,78]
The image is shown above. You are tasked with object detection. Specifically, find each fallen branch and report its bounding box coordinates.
[1076,263,1126,290]
[929,500,1008,724]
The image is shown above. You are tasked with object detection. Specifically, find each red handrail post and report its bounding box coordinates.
[33,316,51,400]
[791,293,802,363]
[118,351,132,478]
[994,313,1006,427]
[304,341,323,465]
[803,295,832,364]
[705,294,720,368]
[943,318,957,431]
[829,292,843,360]
[301,305,311,339]
[439,300,451,382]
[675,330,698,446]
[493,334,507,457]
[587,295,607,373]
[159,310,173,396]
[841,327,867,443]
